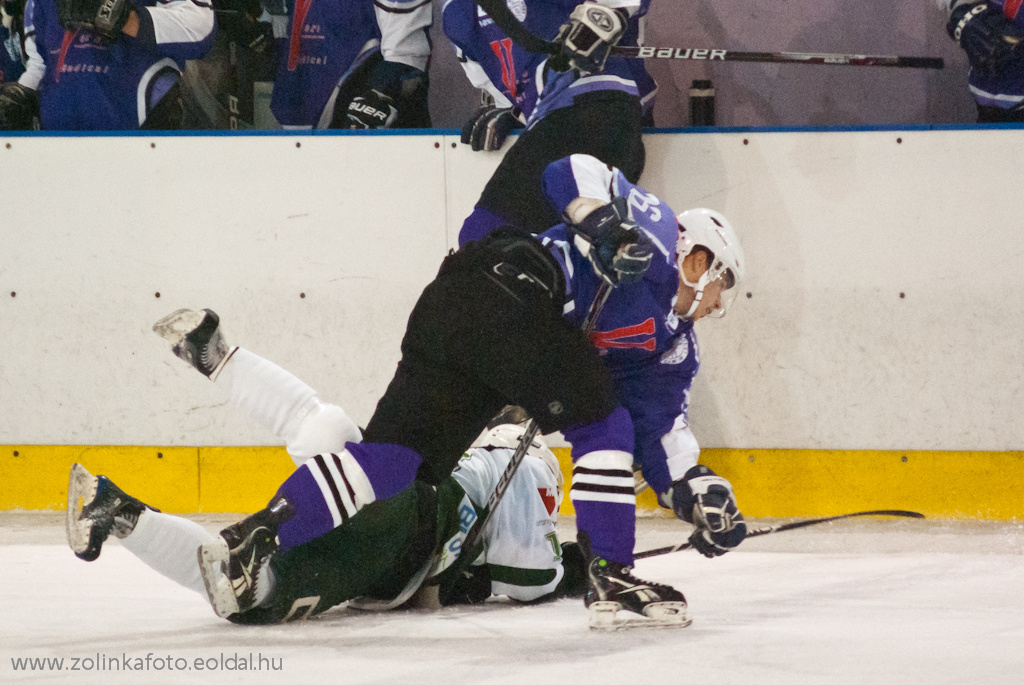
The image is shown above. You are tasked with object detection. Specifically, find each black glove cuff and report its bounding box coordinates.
[134,6,155,45]
[570,195,630,242]
[370,59,423,97]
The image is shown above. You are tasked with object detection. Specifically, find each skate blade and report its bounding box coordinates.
[588,600,693,631]
[152,309,205,344]
[66,463,98,557]
[198,540,240,618]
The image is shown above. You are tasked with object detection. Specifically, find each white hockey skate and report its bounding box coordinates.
[152,308,233,378]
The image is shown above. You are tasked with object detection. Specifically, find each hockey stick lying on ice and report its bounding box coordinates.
[474,0,942,69]
[634,509,925,560]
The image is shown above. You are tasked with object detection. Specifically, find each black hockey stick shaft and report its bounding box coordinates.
[472,0,942,70]
[634,509,925,560]
[460,419,541,557]
[613,47,944,69]
[582,281,611,337]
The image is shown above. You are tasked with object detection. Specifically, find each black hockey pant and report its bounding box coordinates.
[362,228,620,485]
[475,90,646,235]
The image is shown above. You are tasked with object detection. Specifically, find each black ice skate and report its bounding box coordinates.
[152,308,233,378]
[579,533,691,630]
[198,496,295,618]
[66,463,151,562]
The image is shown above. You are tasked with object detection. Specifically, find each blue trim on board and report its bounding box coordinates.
[3,123,1024,138]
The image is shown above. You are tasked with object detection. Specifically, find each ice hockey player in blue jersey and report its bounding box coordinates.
[941,0,1024,121]
[268,0,432,129]
[445,0,657,239]
[15,0,214,129]
[535,153,747,627]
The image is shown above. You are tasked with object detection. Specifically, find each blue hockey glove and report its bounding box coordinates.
[569,196,654,285]
[948,2,1024,75]
[670,465,747,558]
[461,104,524,151]
[550,2,627,74]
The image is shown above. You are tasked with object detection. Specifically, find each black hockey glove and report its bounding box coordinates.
[553,541,588,599]
[948,2,1024,75]
[569,196,654,286]
[346,60,428,129]
[669,465,747,558]
[461,104,524,151]
[213,0,273,53]
[0,82,39,131]
[57,0,131,40]
[346,89,398,129]
[550,2,627,74]
[438,563,492,606]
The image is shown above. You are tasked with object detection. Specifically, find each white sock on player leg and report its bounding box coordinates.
[215,348,361,464]
[119,510,216,597]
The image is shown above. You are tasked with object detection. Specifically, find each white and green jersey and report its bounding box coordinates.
[437,446,565,602]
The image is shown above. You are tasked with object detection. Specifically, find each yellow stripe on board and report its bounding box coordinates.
[0,445,295,513]
[553,447,1023,520]
[1,446,1021,519]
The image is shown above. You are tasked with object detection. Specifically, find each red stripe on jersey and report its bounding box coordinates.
[489,38,517,98]
[288,0,314,72]
[56,30,75,83]
[1006,0,1023,19]
[591,317,657,351]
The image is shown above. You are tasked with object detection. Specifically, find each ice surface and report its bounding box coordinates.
[2,512,1022,684]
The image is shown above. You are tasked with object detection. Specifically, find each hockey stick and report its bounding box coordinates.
[473,0,942,70]
[634,509,925,560]
[447,278,615,579]
[614,47,943,70]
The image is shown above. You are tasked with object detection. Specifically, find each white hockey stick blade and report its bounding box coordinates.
[588,600,693,631]
[152,308,205,344]
[197,540,240,618]
[66,463,98,556]
[633,469,649,495]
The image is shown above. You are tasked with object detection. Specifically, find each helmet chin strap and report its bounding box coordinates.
[680,268,715,319]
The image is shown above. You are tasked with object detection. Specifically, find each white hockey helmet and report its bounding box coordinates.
[470,423,564,506]
[675,208,745,318]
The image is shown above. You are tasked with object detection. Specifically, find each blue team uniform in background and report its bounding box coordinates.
[963,0,1024,111]
[23,0,214,129]
[268,0,430,128]
[441,0,656,125]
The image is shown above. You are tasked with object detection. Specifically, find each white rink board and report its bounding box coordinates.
[1,129,1022,451]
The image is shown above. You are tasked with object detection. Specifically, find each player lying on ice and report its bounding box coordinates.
[66,311,586,624]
